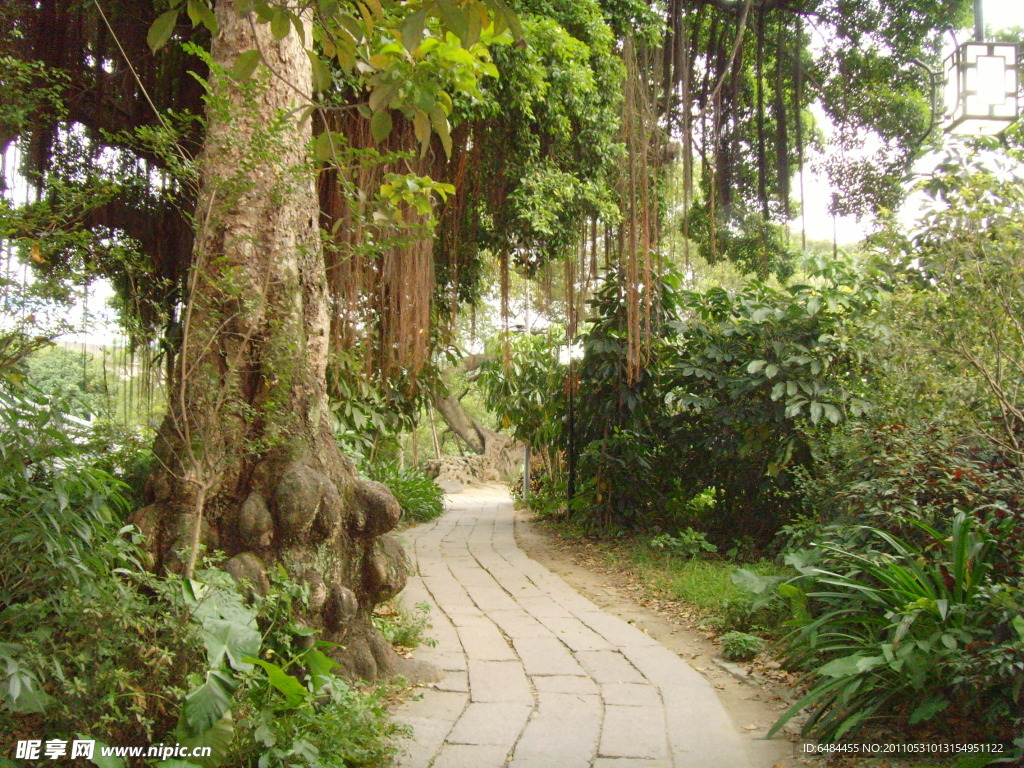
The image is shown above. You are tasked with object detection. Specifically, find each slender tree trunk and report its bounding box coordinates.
[133,0,417,680]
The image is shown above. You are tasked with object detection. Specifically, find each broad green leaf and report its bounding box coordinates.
[437,0,469,41]
[5,681,52,714]
[270,8,290,40]
[731,567,779,597]
[314,131,337,162]
[369,82,398,113]
[147,9,180,52]
[818,654,882,678]
[429,105,452,157]
[183,669,239,735]
[412,110,430,153]
[245,656,309,708]
[401,8,428,51]
[175,710,234,768]
[186,0,217,33]
[231,49,262,81]
[88,743,125,768]
[370,108,393,144]
[201,618,260,671]
[485,0,523,39]
[1013,614,1024,640]
[821,403,842,424]
[909,695,948,724]
[308,51,332,92]
[746,359,767,374]
[464,4,483,47]
[305,647,338,692]
[809,401,823,424]
[777,583,803,600]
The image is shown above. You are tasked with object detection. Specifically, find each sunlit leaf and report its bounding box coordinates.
[401,8,428,51]
[370,108,393,144]
[231,49,261,81]
[147,9,180,52]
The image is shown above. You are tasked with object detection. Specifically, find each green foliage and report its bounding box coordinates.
[659,252,879,541]
[573,271,680,528]
[772,512,1022,743]
[0,388,206,742]
[720,631,766,662]
[649,528,717,558]
[373,600,437,651]
[885,140,1024,461]
[0,388,136,611]
[476,328,567,466]
[366,461,445,524]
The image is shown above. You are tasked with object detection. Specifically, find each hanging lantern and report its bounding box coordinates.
[943,42,1021,135]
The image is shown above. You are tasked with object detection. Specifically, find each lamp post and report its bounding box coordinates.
[942,0,1021,135]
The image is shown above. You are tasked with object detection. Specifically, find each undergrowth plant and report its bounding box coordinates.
[0,389,406,767]
[771,511,1023,743]
[366,461,445,524]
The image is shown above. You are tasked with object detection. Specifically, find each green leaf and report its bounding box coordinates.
[305,647,338,692]
[370,108,393,144]
[245,656,309,708]
[412,110,430,153]
[485,0,523,40]
[809,401,823,424]
[818,654,883,678]
[314,131,336,162]
[270,8,290,40]
[731,567,780,597]
[175,710,234,768]
[1013,614,1024,641]
[401,8,428,51]
[308,51,331,92]
[184,669,239,735]
[200,618,260,671]
[429,105,452,157]
[369,82,397,113]
[821,403,842,424]
[463,4,483,47]
[437,0,469,41]
[88,743,125,768]
[231,49,262,81]
[909,695,948,725]
[747,359,767,374]
[147,9,180,52]
[186,0,217,33]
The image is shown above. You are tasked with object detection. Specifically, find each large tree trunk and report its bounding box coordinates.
[428,364,522,483]
[132,1,415,680]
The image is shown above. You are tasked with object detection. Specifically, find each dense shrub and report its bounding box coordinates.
[0,390,406,766]
[0,388,137,608]
[772,512,1023,743]
[366,461,445,524]
[0,388,206,745]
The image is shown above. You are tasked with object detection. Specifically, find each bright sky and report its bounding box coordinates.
[797,0,1024,245]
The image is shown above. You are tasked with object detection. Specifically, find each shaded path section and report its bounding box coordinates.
[394,489,750,768]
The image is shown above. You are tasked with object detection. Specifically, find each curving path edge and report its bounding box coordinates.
[393,488,751,768]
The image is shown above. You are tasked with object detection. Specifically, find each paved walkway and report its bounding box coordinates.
[393,489,751,768]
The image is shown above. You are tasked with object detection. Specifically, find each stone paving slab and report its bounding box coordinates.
[393,491,751,768]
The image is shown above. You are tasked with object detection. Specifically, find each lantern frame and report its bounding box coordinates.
[943,41,1021,136]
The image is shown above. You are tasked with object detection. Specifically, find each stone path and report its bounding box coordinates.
[393,489,751,768]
